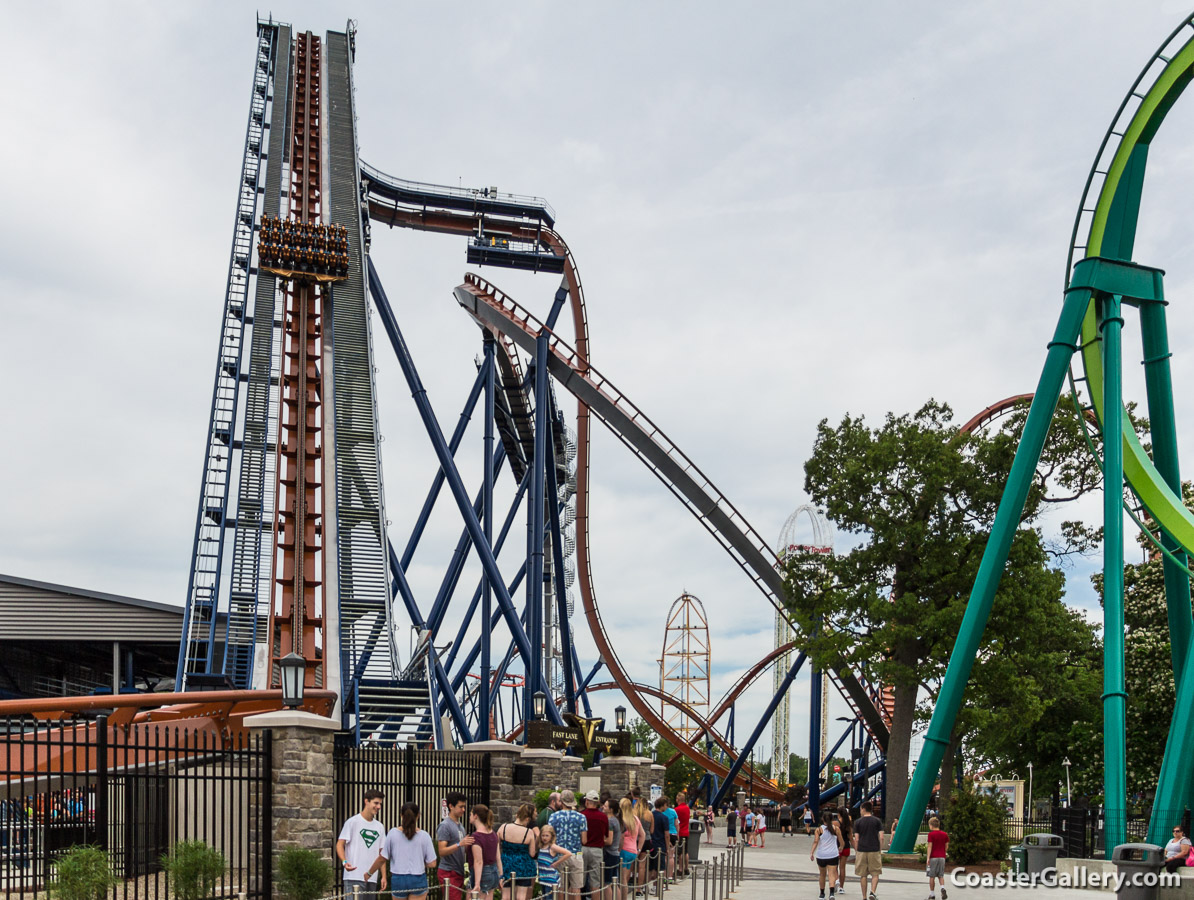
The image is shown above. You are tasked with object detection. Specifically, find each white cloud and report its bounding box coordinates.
[0,0,1181,756]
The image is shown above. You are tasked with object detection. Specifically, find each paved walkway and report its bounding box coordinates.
[684,826,1132,899]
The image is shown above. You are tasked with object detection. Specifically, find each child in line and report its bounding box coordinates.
[535,824,572,900]
[926,816,949,900]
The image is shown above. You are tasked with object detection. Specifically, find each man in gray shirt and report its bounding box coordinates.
[436,792,474,900]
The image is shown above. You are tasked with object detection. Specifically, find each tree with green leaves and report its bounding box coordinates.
[783,398,1104,824]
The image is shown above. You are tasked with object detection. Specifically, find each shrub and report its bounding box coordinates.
[50,845,116,900]
[533,789,554,812]
[276,847,334,900]
[914,842,928,864]
[946,779,1011,865]
[162,840,226,900]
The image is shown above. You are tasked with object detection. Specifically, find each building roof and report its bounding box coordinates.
[0,573,183,642]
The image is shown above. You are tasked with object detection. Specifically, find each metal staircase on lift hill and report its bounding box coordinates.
[355,679,436,746]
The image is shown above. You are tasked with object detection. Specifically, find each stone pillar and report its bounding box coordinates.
[523,748,566,794]
[598,756,643,800]
[461,740,531,824]
[245,709,340,895]
[559,755,584,795]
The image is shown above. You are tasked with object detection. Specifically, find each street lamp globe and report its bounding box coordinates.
[533,691,547,720]
[615,705,626,731]
[279,653,306,709]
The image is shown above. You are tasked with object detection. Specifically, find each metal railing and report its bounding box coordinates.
[361,161,556,223]
[0,716,271,900]
[313,839,747,900]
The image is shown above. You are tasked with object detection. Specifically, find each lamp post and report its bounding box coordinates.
[615,705,626,731]
[1027,762,1034,818]
[837,716,857,804]
[533,690,547,721]
[1063,757,1071,808]
[279,653,306,709]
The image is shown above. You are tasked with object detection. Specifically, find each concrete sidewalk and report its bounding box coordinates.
[685,826,1146,899]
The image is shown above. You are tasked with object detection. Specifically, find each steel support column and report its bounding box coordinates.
[712,651,806,808]
[892,284,1090,852]
[1101,291,1128,855]
[399,357,490,570]
[480,334,497,741]
[809,666,822,817]
[368,259,562,724]
[1139,303,1192,681]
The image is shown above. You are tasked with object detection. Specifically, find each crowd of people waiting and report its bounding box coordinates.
[337,786,707,900]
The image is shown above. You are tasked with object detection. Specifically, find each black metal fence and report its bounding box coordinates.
[1,715,271,900]
[334,739,490,835]
[997,808,1191,859]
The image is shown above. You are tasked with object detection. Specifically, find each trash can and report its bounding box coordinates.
[688,819,703,862]
[1111,843,1164,900]
[1009,846,1027,876]
[1023,833,1064,874]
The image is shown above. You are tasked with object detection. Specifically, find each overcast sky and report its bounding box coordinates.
[4,1,1194,764]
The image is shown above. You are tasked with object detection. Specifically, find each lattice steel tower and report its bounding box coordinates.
[659,593,712,742]
[773,505,833,789]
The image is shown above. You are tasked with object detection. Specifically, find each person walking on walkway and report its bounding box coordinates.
[779,802,792,837]
[926,816,949,900]
[366,802,436,900]
[724,807,737,848]
[703,806,715,845]
[835,808,853,893]
[498,803,539,900]
[548,790,586,900]
[435,792,474,900]
[754,808,767,848]
[810,810,844,900]
[337,789,386,900]
[804,805,815,835]
[851,801,883,900]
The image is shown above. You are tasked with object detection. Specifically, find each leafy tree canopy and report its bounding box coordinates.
[784,398,1107,823]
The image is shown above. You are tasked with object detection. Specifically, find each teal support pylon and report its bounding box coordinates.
[891,256,1166,856]
[1100,291,1128,857]
[1142,300,1194,844]
[1139,303,1193,684]
[888,286,1090,854]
